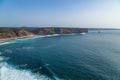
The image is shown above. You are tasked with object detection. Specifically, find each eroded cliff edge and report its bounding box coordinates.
[0,27,88,40]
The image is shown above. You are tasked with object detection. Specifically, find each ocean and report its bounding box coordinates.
[0,30,120,80]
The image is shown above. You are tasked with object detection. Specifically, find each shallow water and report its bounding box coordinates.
[0,30,120,80]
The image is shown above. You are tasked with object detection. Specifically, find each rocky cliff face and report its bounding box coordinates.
[0,27,88,39]
[15,30,35,37]
[0,28,35,39]
[0,32,16,38]
[38,28,55,35]
[25,27,88,35]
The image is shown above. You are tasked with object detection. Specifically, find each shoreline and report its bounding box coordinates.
[0,27,88,42]
[0,33,86,41]
[0,35,36,41]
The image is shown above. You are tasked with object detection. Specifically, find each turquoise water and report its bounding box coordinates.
[0,30,120,80]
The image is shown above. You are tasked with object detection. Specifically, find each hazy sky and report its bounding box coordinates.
[0,0,120,28]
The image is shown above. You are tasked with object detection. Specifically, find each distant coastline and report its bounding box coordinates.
[0,27,88,41]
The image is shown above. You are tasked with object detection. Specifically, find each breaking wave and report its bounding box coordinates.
[0,52,52,80]
[0,63,51,80]
[0,49,61,80]
[0,41,15,46]
[28,34,61,39]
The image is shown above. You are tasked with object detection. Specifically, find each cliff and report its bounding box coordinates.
[0,28,35,39]
[0,27,88,40]
[23,27,88,35]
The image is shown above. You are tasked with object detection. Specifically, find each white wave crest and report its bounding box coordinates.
[32,34,60,39]
[0,64,51,80]
[0,54,52,80]
[44,34,60,37]
[0,41,15,46]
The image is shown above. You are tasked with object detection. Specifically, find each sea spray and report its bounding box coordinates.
[0,64,51,80]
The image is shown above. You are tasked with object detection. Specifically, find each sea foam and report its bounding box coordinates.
[0,63,51,80]
[0,41,15,46]
[0,50,51,80]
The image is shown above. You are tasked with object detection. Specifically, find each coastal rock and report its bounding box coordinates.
[0,28,35,39]
[15,30,35,37]
[0,32,16,38]
[38,28,55,35]
[0,27,88,40]
[27,27,88,35]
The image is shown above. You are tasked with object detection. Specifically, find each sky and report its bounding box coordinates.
[0,0,120,28]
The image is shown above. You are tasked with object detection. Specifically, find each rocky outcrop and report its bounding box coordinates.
[0,27,88,39]
[15,30,35,37]
[0,28,35,39]
[0,32,17,38]
[38,28,55,35]
[25,27,88,35]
